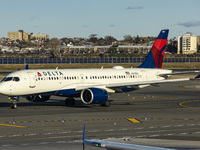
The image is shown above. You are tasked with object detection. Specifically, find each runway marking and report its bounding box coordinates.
[179,100,200,109]
[0,117,125,124]
[127,118,141,123]
[0,123,26,128]
[1,128,200,148]
[1,117,200,125]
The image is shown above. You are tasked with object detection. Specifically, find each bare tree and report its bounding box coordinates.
[123,35,133,43]
[104,36,117,45]
[89,34,98,43]
[45,38,61,58]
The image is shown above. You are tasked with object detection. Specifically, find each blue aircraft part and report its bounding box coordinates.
[81,88,108,104]
[13,96,19,100]
[137,51,156,68]
[56,89,80,97]
[121,87,137,92]
[137,29,169,69]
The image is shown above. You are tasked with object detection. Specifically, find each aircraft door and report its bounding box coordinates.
[27,72,36,88]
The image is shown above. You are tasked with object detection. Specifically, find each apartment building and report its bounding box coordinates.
[7,30,29,41]
[7,30,49,41]
[177,32,199,54]
[30,33,49,41]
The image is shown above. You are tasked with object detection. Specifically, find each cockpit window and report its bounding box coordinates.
[1,77,20,82]
[4,77,13,82]
[13,77,20,82]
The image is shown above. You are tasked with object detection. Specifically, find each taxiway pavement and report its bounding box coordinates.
[0,80,200,149]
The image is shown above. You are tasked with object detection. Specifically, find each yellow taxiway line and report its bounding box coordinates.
[0,123,27,128]
[127,118,141,123]
[179,100,200,109]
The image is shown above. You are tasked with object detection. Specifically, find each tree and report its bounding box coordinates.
[104,36,117,45]
[89,34,98,43]
[16,40,32,50]
[166,37,177,53]
[44,38,61,58]
[135,35,140,44]
[123,35,133,43]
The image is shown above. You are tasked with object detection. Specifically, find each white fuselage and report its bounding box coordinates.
[0,66,172,97]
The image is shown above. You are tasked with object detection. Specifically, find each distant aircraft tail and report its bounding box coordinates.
[137,29,169,69]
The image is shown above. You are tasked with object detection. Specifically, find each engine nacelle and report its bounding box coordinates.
[26,95,51,102]
[81,88,108,105]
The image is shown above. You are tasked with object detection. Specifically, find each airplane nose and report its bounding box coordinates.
[0,83,10,95]
[0,84,5,94]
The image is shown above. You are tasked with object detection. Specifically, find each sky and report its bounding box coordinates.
[0,0,200,40]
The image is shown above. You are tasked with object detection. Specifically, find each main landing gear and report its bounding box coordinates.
[9,96,19,109]
[100,100,111,107]
[65,97,76,107]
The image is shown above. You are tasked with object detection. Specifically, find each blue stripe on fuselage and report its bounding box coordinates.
[21,89,80,97]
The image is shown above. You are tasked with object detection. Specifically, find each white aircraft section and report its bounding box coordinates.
[0,68,173,96]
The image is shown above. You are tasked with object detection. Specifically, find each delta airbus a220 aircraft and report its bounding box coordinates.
[0,29,194,109]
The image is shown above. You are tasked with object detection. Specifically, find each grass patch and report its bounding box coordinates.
[0,62,199,72]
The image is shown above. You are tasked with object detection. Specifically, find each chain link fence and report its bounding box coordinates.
[0,57,199,64]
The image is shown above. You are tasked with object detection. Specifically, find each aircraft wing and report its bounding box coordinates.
[74,78,192,92]
[83,125,174,150]
[158,70,200,78]
[84,139,174,150]
[106,78,191,89]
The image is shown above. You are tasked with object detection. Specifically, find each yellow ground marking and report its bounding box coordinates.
[0,123,27,128]
[179,85,184,88]
[179,100,200,109]
[127,118,141,123]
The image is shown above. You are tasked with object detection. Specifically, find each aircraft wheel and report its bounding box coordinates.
[65,98,75,107]
[101,101,111,107]
[11,103,17,109]
[10,99,18,109]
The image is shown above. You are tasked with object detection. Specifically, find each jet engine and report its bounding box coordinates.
[26,95,51,102]
[81,88,108,105]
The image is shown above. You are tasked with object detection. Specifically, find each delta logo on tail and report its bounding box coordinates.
[138,29,169,69]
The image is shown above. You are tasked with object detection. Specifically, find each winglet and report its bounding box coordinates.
[25,64,29,70]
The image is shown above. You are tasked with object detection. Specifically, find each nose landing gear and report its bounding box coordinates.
[9,96,19,109]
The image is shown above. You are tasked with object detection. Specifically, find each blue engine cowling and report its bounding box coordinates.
[81,88,108,104]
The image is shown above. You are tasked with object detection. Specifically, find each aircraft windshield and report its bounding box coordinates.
[1,77,20,82]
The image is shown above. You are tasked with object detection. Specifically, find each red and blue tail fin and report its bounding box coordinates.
[137,29,169,69]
